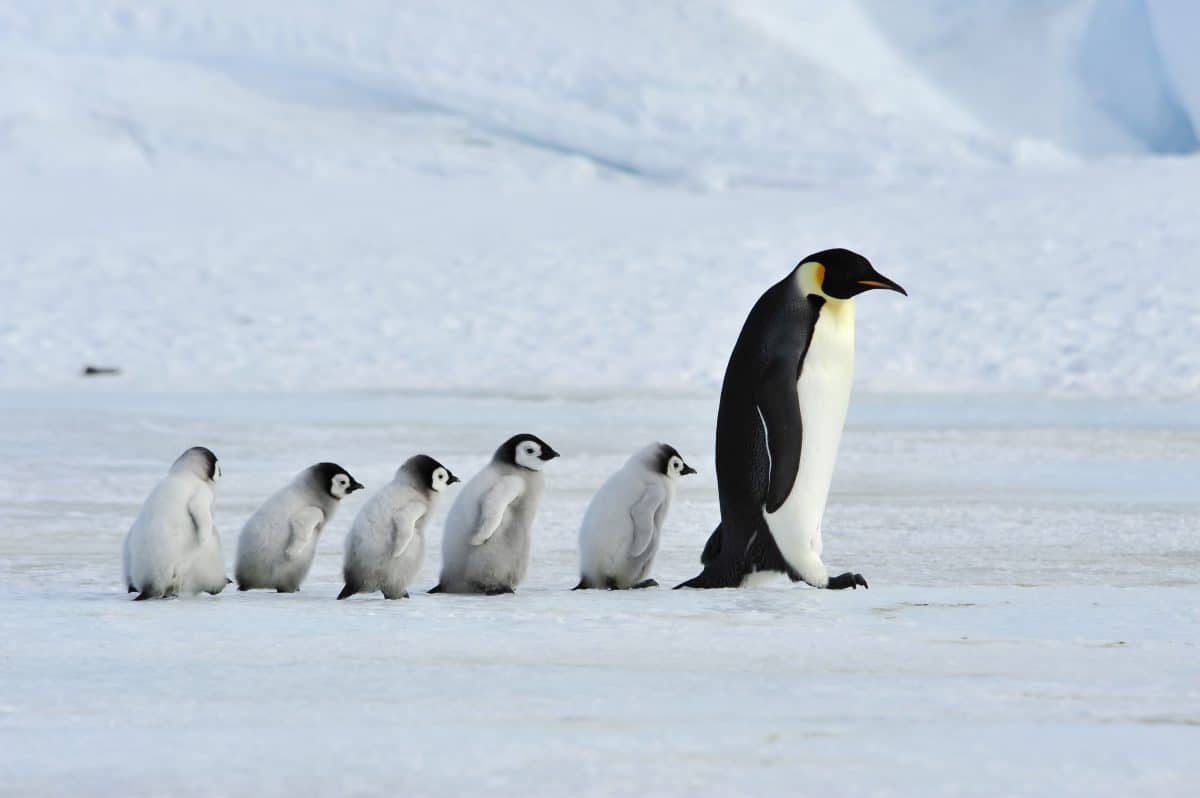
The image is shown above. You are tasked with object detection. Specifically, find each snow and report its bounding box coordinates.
[2,1,1200,794]
[1,391,1198,796]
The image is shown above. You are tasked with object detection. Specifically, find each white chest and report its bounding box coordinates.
[764,299,855,551]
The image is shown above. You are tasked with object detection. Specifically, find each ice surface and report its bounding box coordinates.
[1,392,1198,796]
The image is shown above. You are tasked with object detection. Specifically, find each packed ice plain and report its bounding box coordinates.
[2,1,1200,796]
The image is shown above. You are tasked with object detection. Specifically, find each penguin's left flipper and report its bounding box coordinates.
[756,359,804,513]
[826,572,869,590]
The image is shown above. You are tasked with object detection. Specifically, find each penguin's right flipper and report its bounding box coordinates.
[427,583,445,594]
[757,359,804,514]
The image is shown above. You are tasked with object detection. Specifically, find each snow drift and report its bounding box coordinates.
[0,1,1198,399]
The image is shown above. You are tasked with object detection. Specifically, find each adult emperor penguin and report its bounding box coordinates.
[575,442,696,590]
[338,455,459,600]
[235,462,363,592]
[123,446,229,600]
[430,434,559,595]
[677,249,905,590]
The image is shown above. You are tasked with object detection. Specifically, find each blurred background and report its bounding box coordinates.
[2,0,1197,399]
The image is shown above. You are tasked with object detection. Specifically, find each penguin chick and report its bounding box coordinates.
[338,455,459,600]
[430,434,559,595]
[235,462,363,593]
[575,443,696,590]
[123,446,228,600]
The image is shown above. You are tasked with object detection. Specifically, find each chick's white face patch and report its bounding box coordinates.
[331,473,350,498]
[515,442,544,471]
[667,455,683,478]
[431,467,449,492]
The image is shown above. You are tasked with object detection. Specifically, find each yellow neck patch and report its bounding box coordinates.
[796,260,853,319]
[797,261,827,297]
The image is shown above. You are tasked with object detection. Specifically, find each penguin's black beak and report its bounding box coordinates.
[539,446,561,461]
[856,271,907,296]
[348,480,365,493]
[681,463,697,476]
[447,473,461,485]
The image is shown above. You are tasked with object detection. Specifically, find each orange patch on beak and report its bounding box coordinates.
[857,280,892,289]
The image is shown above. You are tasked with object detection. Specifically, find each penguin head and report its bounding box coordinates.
[171,446,220,483]
[642,443,697,480]
[797,248,906,301]
[496,434,560,472]
[310,462,365,500]
[402,454,460,493]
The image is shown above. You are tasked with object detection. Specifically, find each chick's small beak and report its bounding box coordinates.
[539,446,561,461]
[857,272,907,296]
[681,463,697,476]
[349,480,365,493]
[448,474,461,485]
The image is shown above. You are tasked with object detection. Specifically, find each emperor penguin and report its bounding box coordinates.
[430,434,559,595]
[575,443,696,590]
[235,462,364,593]
[123,446,229,600]
[677,249,905,590]
[338,455,460,600]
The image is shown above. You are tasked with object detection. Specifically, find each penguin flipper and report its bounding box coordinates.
[427,583,445,594]
[756,359,804,514]
[572,578,592,590]
[127,584,137,593]
[336,583,358,600]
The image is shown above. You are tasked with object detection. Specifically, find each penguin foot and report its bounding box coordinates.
[127,584,136,593]
[632,579,659,589]
[336,584,357,600]
[826,572,869,590]
[572,578,592,590]
[382,590,410,600]
[482,585,515,596]
[428,584,445,594]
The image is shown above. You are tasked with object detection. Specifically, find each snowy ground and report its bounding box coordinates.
[1,391,1198,797]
